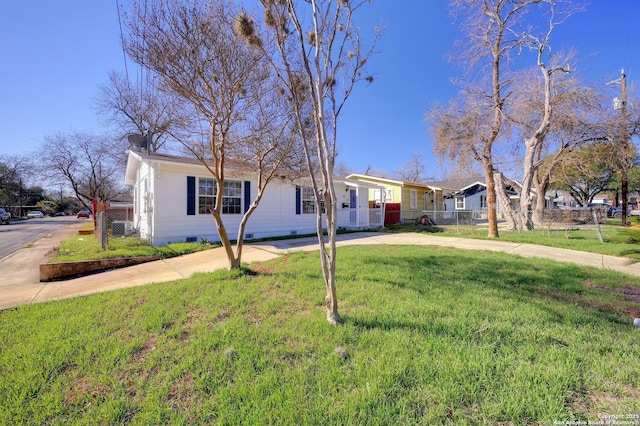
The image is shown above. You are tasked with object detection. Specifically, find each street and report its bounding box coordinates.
[0,216,83,261]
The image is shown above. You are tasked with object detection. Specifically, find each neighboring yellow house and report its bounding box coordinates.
[346,174,443,224]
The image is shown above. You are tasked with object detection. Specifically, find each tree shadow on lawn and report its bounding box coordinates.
[348,247,637,329]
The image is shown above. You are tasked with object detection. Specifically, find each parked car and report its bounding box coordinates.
[55,211,66,216]
[585,203,628,219]
[77,209,91,218]
[26,210,44,219]
[0,208,10,225]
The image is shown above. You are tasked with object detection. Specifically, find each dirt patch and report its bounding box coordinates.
[249,263,275,275]
[582,281,640,318]
[131,336,156,362]
[616,286,640,303]
[616,286,640,317]
[166,373,197,408]
[64,378,110,407]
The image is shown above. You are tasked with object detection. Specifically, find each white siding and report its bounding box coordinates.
[128,153,378,246]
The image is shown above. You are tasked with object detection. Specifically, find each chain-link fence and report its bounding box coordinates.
[402,207,632,233]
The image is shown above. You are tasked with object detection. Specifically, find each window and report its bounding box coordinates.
[410,189,417,209]
[480,195,487,209]
[373,189,393,204]
[455,195,465,210]
[223,181,242,214]
[199,178,215,214]
[302,186,316,214]
[198,178,242,214]
[296,186,324,214]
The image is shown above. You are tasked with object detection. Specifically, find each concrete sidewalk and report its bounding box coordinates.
[2,225,640,311]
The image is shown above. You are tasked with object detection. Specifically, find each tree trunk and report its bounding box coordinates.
[519,139,536,230]
[494,171,518,230]
[212,211,240,269]
[532,169,550,226]
[485,165,500,238]
[317,178,342,325]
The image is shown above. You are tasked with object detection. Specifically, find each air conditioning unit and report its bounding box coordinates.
[112,221,133,237]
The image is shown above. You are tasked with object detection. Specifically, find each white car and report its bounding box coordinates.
[26,211,44,219]
[0,208,10,225]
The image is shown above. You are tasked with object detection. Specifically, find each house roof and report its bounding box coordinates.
[458,181,487,192]
[124,150,309,184]
[346,173,442,191]
[125,151,385,191]
[426,177,486,192]
[127,150,302,172]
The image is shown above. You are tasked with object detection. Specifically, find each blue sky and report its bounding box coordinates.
[1,1,638,181]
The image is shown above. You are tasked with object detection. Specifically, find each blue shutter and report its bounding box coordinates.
[295,186,301,215]
[187,176,196,215]
[244,181,251,213]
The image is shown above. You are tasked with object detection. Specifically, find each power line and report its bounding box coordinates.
[115,0,130,83]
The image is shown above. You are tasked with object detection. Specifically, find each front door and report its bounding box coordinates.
[349,189,357,225]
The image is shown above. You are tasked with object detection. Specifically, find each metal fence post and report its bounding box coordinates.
[98,212,108,250]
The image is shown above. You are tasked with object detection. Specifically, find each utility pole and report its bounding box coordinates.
[609,69,630,225]
[621,70,629,226]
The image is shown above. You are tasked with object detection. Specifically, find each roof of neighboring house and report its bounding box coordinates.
[426,177,486,193]
[346,173,442,191]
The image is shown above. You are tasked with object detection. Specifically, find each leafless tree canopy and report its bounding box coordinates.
[0,155,31,208]
[394,152,427,182]
[430,0,582,236]
[121,0,302,269]
[38,131,128,209]
[93,70,180,153]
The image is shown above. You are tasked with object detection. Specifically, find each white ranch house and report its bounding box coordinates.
[124,151,385,246]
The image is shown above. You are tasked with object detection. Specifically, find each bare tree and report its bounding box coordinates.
[528,83,606,224]
[237,0,381,325]
[431,0,525,237]
[334,160,353,177]
[39,131,128,209]
[498,59,605,228]
[431,0,575,237]
[0,155,30,209]
[363,164,388,178]
[503,1,582,230]
[122,0,300,269]
[94,70,180,153]
[394,152,427,182]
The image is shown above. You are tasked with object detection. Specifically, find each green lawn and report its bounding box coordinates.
[50,233,217,263]
[2,245,639,424]
[391,220,640,260]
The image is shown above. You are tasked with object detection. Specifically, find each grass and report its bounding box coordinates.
[50,233,218,263]
[388,219,640,260]
[49,227,358,263]
[2,245,640,424]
